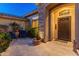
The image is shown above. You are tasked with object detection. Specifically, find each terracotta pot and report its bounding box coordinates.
[33,38,41,46]
[15,31,19,38]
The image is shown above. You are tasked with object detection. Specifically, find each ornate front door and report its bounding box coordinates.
[58,17,71,41]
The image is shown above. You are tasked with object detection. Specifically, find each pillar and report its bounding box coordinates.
[75,4,79,48]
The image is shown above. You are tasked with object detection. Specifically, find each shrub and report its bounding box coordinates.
[0,32,12,53]
[27,27,38,38]
[10,22,22,31]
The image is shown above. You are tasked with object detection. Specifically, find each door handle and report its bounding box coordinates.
[55,24,57,30]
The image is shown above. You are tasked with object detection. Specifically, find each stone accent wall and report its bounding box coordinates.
[38,4,49,42]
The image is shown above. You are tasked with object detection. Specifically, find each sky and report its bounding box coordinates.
[0,3,38,17]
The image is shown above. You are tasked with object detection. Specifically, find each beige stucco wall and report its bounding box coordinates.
[0,18,26,29]
[32,20,38,28]
[32,20,39,33]
[50,4,75,42]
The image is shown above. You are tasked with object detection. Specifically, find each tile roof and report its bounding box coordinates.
[24,10,38,18]
[0,13,25,21]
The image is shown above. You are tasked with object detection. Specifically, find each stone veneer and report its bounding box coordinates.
[37,4,49,42]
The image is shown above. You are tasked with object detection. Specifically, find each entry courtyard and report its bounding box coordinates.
[0,3,79,56]
[1,38,76,56]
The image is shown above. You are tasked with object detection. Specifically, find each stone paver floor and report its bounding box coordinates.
[1,38,76,56]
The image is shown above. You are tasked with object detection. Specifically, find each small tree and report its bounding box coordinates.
[10,22,22,31]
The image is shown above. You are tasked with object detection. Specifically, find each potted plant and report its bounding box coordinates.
[15,29,20,38]
[33,34,41,46]
[27,27,37,38]
[10,22,21,38]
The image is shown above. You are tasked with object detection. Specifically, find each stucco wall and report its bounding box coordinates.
[27,14,39,28]
[0,17,26,29]
[32,20,38,28]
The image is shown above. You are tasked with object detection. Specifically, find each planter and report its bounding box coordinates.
[19,30,27,38]
[15,30,20,38]
[33,38,41,46]
[9,32,16,39]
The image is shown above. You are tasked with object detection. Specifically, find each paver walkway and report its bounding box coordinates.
[1,38,76,56]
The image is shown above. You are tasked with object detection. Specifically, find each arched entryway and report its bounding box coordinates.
[48,4,75,43]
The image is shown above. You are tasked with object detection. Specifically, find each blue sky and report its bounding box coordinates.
[0,3,38,17]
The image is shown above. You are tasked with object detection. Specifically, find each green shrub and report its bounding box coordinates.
[0,32,12,53]
[27,27,38,38]
[10,22,22,31]
[25,26,31,31]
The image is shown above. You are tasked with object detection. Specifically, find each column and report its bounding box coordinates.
[75,4,79,48]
